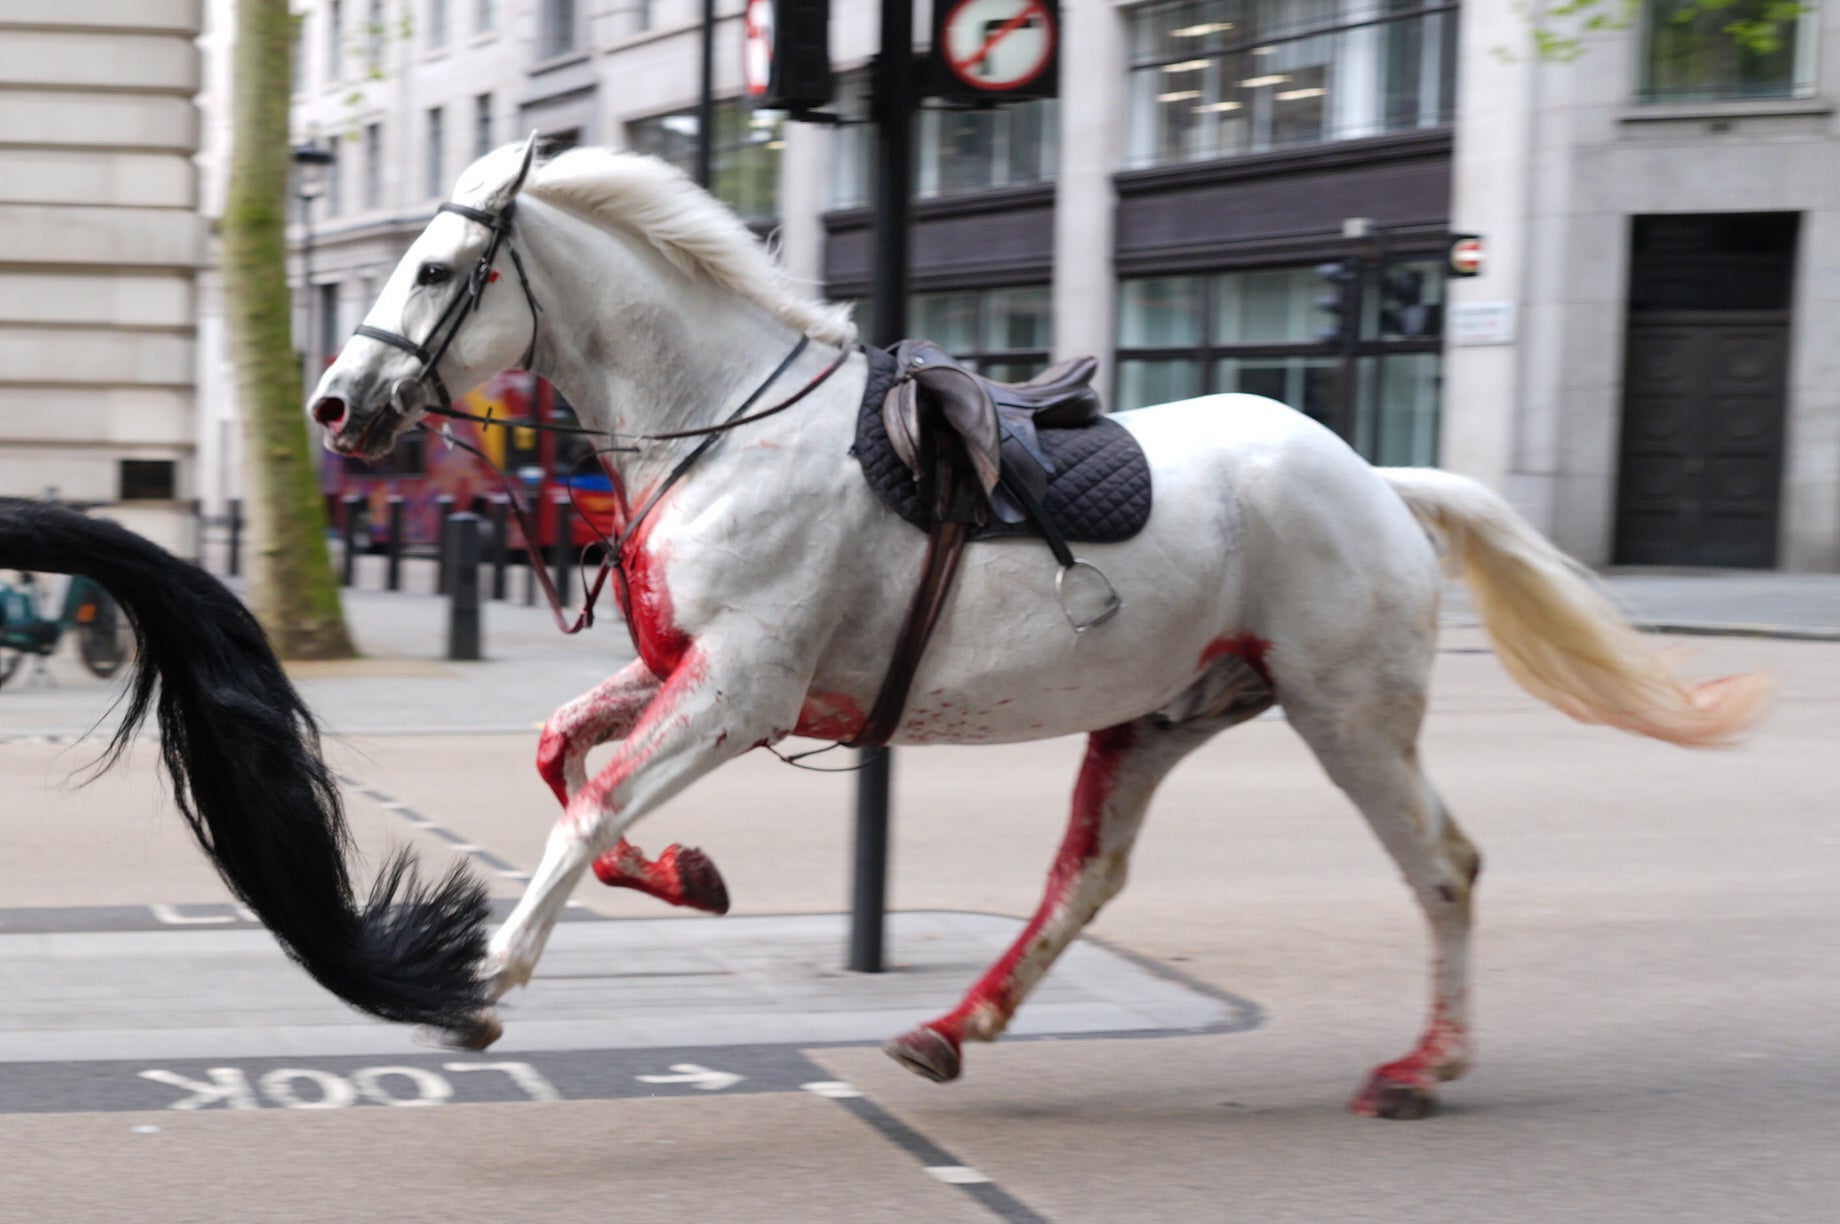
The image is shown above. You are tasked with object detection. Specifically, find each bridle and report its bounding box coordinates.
[351,198,543,415]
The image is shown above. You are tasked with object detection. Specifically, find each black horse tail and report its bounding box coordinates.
[0,498,489,1029]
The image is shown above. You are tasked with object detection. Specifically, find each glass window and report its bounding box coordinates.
[541,0,577,57]
[430,0,448,48]
[1116,261,1444,467]
[910,286,1053,377]
[362,122,382,209]
[1639,0,1811,103]
[477,0,495,33]
[326,0,344,83]
[1126,0,1457,168]
[366,0,384,73]
[1118,277,1204,347]
[832,72,1057,208]
[474,93,493,157]
[630,100,782,223]
[425,107,444,198]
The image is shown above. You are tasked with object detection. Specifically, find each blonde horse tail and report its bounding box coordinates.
[1379,468,1772,747]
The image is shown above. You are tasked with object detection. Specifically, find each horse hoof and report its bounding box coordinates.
[673,846,731,915]
[884,1025,961,1083]
[413,1011,504,1052]
[1349,1073,1437,1120]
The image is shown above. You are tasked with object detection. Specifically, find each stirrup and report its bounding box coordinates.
[1056,559,1122,634]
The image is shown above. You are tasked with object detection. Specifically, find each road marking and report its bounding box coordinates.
[147,904,234,926]
[800,1080,863,1099]
[636,1063,744,1091]
[927,1166,993,1185]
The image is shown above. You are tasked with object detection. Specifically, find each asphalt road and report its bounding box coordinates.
[0,622,1834,1222]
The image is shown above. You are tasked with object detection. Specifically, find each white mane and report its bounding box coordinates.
[457,145,856,347]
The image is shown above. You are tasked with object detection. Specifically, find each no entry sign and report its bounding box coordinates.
[930,0,1060,102]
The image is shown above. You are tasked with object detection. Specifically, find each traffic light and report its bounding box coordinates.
[1314,261,1360,346]
[744,0,832,112]
[1378,267,1441,338]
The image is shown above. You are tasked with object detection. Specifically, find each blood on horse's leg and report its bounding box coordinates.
[537,661,730,913]
[887,716,1224,1083]
[1347,800,1479,1120]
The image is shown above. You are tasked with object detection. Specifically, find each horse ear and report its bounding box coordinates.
[487,132,541,208]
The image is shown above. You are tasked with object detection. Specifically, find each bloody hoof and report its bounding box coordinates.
[413,1010,504,1053]
[1349,1073,1437,1120]
[672,846,731,915]
[884,1025,962,1083]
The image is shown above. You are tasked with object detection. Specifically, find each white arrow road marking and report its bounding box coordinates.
[635,1063,744,1091]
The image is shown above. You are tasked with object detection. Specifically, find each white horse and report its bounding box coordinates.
[309,139,1769,1118]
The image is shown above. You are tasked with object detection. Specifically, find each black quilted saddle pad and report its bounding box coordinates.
[851,344,1154,544]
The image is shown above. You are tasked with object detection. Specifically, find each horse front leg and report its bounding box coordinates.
[536,659,729,914]
[449,647,785,1048]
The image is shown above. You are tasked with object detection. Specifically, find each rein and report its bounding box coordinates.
[432,336,849,636]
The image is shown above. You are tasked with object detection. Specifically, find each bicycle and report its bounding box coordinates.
[0,571,132,690]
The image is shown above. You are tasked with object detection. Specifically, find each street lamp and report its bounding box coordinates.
[291,140,336,391]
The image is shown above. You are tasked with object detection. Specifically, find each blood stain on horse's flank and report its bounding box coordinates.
[1199,631,1274,687]
[795,691,865,740]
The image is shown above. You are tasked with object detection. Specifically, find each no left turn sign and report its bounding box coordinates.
[932,0,1059,100]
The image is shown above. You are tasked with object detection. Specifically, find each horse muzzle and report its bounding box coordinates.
[312,379,425,459]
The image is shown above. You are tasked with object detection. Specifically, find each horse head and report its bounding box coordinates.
[309,134,541,459]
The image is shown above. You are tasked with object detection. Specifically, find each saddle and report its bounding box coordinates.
[846,341,1153,750]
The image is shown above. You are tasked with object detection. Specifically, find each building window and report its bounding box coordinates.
[1114,261,1444,466]
[1125,0,1457,168]
[474,92,493,156]
[323,145,342,217]
[327,0,344,83]
[430,0,448,48]
[318,283,341,366]
[363,122,383,208]
[910,286,1054,381]
[478,0,496,31]
[832,73,1057,208]
[1638,0,1812,102]
[629,101,783,223]
[366,0,385,73]
[120,460,177,502]
[426,106,445,197]
[540,0,577,57]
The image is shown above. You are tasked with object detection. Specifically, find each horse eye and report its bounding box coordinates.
[416,262,451,286]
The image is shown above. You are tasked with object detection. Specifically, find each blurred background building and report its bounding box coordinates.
[1,0,205,552]
[130,0,1840,572]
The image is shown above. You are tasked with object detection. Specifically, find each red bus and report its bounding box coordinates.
[319,371,616,555]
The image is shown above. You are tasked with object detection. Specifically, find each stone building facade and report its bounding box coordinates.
[0,0,205,551]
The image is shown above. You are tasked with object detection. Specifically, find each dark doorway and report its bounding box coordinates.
[1614,213,1795,567]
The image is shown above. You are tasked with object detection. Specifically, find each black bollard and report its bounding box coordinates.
[339,494,362,587]
[226,498,243,577]
[191,498,205,566]
[550,497,574,606]
[385,496,405,591]
[434,495,456,595]
[489,496,509,601]
[445,513,482,661]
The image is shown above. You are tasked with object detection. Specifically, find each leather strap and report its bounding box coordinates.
[846,516,970,751]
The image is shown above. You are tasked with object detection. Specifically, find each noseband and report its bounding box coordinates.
[352,199,542,411]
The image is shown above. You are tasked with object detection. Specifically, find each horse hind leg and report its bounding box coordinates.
[536,660,729,914]
[1282,685,1481,1120]
[887,702,1263,1083]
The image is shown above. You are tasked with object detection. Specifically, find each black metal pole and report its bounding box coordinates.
[445,513,483,661]
[339,494,361,586]
[489,496,509,600]
[550,497,574,606]
[850,0,916,975]
[227,498,243,577]
[385,495,405,591]
[434,494,456,594]
[696,0,715,189]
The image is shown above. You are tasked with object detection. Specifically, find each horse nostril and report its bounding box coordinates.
[312,397,347,428]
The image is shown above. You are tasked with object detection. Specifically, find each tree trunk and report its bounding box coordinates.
[222,0,355,659]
